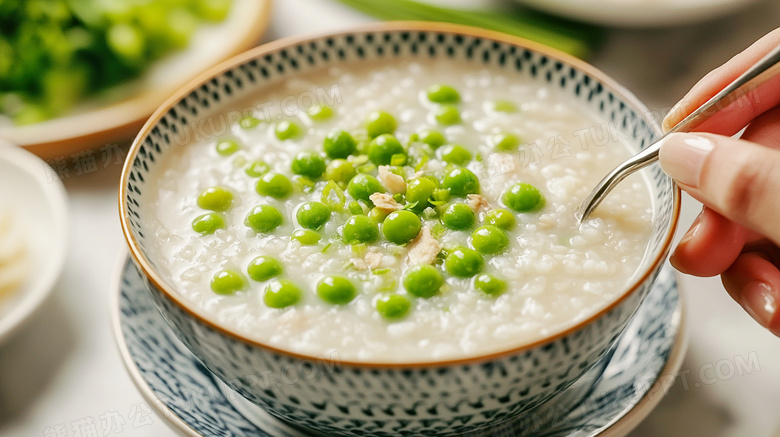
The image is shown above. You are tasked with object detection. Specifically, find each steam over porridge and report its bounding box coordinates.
[142,60,653,362]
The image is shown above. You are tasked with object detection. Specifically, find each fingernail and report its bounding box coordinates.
[669,211,702,271]
[658,133,714,187]
[662,103,683,131]
[741,282,777,328]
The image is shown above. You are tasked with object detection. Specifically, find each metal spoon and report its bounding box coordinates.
[576,44,780,222]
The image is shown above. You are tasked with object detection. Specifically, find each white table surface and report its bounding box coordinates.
[2,1,780,436]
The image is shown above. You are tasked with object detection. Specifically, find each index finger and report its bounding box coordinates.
[662,28,780,136]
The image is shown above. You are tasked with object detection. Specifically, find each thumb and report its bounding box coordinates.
[658,132,780,245]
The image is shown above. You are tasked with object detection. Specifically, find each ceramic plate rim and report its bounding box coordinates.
[111,251,687,437]
[514,0,762,27]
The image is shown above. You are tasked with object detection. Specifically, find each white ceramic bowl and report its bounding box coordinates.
[0,142,68,344]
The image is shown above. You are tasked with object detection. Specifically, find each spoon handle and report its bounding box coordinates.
[577,44,780,222]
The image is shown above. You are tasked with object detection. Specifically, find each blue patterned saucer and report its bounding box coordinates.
[112,255,685,437]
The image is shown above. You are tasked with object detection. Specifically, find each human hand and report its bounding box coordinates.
[658,28,780,336]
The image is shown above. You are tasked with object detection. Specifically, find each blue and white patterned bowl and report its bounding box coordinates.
[118,22,680,437]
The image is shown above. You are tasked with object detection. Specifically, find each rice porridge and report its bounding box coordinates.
[141,59,653,363]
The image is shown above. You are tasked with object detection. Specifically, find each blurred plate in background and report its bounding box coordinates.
[514,0,761,27]
[0,0,272,159]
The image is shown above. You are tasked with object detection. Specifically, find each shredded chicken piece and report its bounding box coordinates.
[406,225,441,266]
[412,170,425,179]
[466,194,489,213]
[369,192,403,212]
[378,165,407,194]
[351,251,383,271]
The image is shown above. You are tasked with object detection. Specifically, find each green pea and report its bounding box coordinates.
[483,209,516,230]
[368,207,389,223]
[368,134,405,166]
[246,255,283,282]
[474,273,507,296]
[197,186,233,212]
[403,265,444,298]
[382,210,421,244]
[291,151,326,179]
[191,212,225,235]
[442,167,480,197]
[470,225,509,254]
[245,205,283,233]
[347,174,384,203]
[296,201,331,230]
[274,120,301,141]
[239,115,261,129]
[433,105,461,126]
[210,270,246,295]
[441,203,475,230]
[490,100,518,113]
[416,129,446,149]
[245,160,271,177]
[342,215,379,244]
[438,144,472,165]
[445,246,484,278]
[317,276,357,305]
[256,172,293,199]
[323,130,357,159]
[503,182,545,212]
[291,229,321,245]
[405,177,436,212]
[426,84,460,104]
[492,133,520,152]
[376,295,411,320]
[307,104,333,121]
[216,139,239,156]
[366,110,397,138]
[325,159,356,185]
[264,279,302,308]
